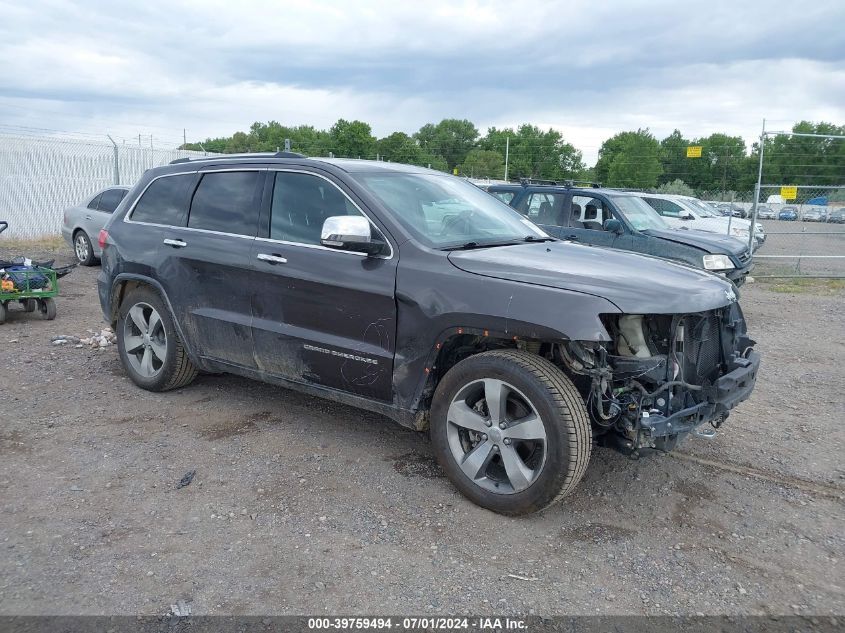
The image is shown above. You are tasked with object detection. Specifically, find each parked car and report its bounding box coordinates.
[802,207,827,222]
[715,203,747,219]
[484,182,753,286]
[97,154,759,515]
[778,207,798,221]
[62,186,130,265]
[755,205,776,220]
[632,193,765,248]
[827,209,845,224]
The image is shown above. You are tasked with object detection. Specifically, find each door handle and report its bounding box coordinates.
[565,235,579,241]
[85,215,92,220]
[163,238,187,248]
[257,253,288,265]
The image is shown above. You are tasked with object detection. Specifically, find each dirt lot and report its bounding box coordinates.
[0,245,843,617]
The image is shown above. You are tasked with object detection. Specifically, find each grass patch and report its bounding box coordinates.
[0,234,66,252]
[756,277,845,294]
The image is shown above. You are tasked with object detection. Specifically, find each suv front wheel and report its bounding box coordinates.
[116,286,198,392]
[430,350,591,515]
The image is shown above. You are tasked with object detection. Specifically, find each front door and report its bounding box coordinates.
[250,169,398,402]
[562,194,626,248]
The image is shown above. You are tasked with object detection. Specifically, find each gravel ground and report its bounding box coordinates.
[0,246,843,617]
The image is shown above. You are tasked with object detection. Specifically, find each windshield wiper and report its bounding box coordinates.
[443,240,522,251]
[522,235,554,242]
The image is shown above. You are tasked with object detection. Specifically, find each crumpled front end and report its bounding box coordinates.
[556,301,760,455]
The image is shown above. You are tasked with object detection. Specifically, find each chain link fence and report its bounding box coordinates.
[0,133,216,238]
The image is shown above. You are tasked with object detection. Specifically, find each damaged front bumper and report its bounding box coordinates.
[640,350,761,440]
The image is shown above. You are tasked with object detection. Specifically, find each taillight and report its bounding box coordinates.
[98,229,109,249]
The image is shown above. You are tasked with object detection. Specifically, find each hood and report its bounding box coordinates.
[643,227,747,256]
[448,241,737,314]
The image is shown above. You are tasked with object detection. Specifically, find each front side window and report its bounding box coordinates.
[188,171,261,236]
[270,172,363,245]
[644,197,684,218]
[571,195,610,230]
[98,188,127,213]
[353,173,547,248]
[131,174,194,225]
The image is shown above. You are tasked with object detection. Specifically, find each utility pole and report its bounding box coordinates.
[721,145,729,200]
[138,134,142,147]
[504,136,510,181]
[183,128,187,147]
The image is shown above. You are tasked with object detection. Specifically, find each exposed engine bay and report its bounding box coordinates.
[554,302,760,456]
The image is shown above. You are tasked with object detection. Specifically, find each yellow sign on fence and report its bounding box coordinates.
[686,146,702,158]
[780,186,798,200]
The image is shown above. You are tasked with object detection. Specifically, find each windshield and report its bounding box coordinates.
[687,199,720,217]
[352,173,548,248]
[608,195,668,231]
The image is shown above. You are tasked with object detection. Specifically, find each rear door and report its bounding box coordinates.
[250,169,398,401]
[159,168,264,368]
[515,190,569,237]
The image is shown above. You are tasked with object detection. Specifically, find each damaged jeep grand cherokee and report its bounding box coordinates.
[98,155,760,515]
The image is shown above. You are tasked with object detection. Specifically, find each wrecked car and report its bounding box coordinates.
[97,155,760,515]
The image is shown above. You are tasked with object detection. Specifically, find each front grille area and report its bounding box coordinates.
[738,250,751,264]
[683,311,722,383]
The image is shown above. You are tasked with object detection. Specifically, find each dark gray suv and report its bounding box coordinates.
[98,154,760,515]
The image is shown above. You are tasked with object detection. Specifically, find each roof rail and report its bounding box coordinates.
[169,151,306,165]
[518,177,602,188]
[519,178,558,186]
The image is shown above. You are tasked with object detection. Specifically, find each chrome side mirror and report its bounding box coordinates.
[321,216,385,255]
[679,210,694,220]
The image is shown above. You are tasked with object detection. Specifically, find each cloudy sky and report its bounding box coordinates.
[1,0,843,164]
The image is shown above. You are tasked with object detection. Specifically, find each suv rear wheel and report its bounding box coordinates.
[430,350,591,515]
[116,286,198,391]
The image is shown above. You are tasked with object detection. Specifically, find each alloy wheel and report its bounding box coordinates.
[123,302,167,378]
[445,378,547,494]
[75,234,89,262]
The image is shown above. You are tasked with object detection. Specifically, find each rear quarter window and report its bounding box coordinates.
[131,174,194,225]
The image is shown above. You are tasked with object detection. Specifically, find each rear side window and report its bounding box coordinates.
[188,171,261,236]
[492,191,514,204]
[522,192,566,225]
[131,174,194,225]
[98,188,127,213]
[87,193,103,210]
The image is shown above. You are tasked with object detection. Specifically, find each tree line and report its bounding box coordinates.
[183,119,844,195]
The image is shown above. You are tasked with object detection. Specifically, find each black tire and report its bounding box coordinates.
[430,349,591,515]
[22,298,37,313]
[0,302,6,325]
[116,286,198,392]
[39,298,56,320]
[73,230,97,266]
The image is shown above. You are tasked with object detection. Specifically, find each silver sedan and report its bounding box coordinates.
[61,186,129,265]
